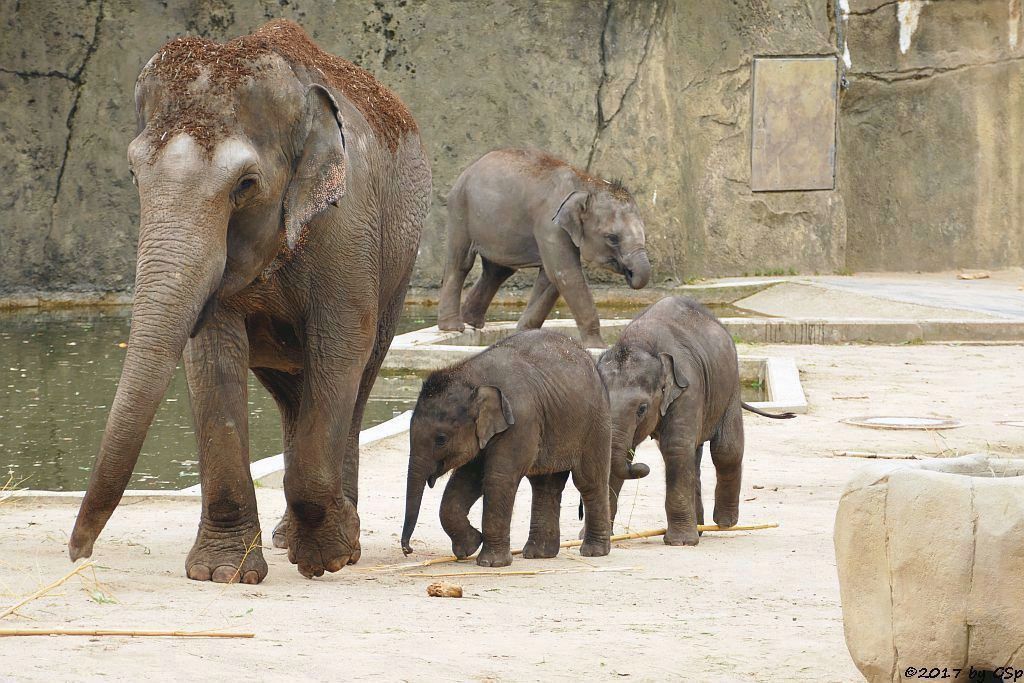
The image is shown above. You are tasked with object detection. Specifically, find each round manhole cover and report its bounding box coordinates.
[843,416,962,430]
[998,420,1024,428]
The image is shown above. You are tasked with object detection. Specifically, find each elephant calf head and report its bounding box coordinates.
[597,344,690,481]
[553,179,651,290]
[400,370,514,555]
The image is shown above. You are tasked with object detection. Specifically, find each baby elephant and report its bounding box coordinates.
[597,297,794,546]
[401,330,612,567]
[437,148,651,349]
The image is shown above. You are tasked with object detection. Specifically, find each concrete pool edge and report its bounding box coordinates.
[385,321,807,415]
[387,317,1024,349]
[0,279,783,312]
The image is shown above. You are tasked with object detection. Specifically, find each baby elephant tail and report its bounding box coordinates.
[742,402,796,420]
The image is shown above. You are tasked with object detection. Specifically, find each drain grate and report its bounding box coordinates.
[843,416,962,431]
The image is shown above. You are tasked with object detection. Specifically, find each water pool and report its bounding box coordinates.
[0,301,757,490]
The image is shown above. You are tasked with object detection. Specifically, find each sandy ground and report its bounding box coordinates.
[2,343,1023,681]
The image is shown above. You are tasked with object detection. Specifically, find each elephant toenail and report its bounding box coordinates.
[242,571,261,585]
[212,565,240,583]
[187,565,212,581]
[325,558,345,572]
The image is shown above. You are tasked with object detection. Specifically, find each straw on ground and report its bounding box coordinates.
[0,629,253,638]
[370,523,780,572]
[0,561,95,620]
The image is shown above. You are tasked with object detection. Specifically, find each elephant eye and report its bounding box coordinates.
[232,175,259,203]
[434,433,448,447]
[637,403,648,418]
[605,234,620,246]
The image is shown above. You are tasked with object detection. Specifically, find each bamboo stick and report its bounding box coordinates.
[0,562,95,620]
[371,522,779,572]
[0,629,253,638]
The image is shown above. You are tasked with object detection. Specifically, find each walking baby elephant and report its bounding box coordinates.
[401,330,613,567]
[597,297,794,546]
[437,148,651,349]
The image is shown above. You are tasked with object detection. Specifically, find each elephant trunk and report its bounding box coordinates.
[623,248,651,290]
[69,213,227,561]
[610,424,650,480]
[401,457,431,555]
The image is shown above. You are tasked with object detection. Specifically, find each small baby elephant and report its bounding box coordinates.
[401,329,612,567]
[437,148,651,348]
[597,297,794,546]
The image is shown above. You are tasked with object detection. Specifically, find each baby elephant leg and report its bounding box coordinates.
[478,449,525,567]
[440,459,484,559]
[462,259,515,329]
[710,402,744,529]
[660,422,701,546]
[572,441,612,557]
[523,471,571,559]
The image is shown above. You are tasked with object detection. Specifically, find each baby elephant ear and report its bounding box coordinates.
[473,385,515,449]
[551,190,589,248]
[284,84,347,250]
[659,352,689,416]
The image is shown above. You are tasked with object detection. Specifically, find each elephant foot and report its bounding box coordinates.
[461,308,486,330]
[476,545,513,567]
[271,511,291,549]
[522,535,560,559]
[437,317,466,332]
[664,525,700,547]
[450,528,483,559]
[713,508,738,529]
[579,537,611,557]
[286,499,361,578]
[186,523,268,584]
[580,334,607,350]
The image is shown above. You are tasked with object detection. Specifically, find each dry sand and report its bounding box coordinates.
[1,343,1022,681]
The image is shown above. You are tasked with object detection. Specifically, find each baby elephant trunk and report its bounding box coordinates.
[401,463,428,555]
[613,457,651,480]
[611,427,651,480]
[622,248,651,290]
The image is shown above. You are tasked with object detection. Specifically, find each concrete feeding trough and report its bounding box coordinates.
[384,319,807,415]
[835,454,1024,680]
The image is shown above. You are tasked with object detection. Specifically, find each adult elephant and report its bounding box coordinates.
[67,20,431,583]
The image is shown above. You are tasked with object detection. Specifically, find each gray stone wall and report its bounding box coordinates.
[1,0,1021,293]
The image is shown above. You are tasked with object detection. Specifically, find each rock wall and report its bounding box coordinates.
[840,0,1024,272]
[1,0,1021,293]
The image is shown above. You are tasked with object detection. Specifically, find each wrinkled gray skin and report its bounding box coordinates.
[402,330,612,567]
[597,297,793,546]
[437,148,651,349]
[67,28,430,583]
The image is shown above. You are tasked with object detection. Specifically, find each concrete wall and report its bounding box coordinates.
[0,0,1021,294]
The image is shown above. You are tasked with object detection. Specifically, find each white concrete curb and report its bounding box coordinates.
[385,320,807,414]
[5,411,414,502]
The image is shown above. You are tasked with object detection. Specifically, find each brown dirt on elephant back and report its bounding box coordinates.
[249,19,417,151]
[503,149,634,202]
[142,19,416,154]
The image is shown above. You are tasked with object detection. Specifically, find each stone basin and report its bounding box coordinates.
[834,454,1024,680]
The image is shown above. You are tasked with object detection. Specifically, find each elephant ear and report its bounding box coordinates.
[552,190,589,248]
[473,385,515,450]
[284,84,347,251]
[659,352,689,416]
